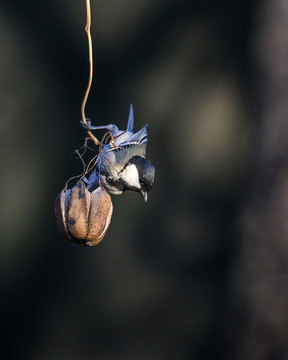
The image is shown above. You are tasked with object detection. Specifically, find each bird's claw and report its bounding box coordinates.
[80,118,92,130]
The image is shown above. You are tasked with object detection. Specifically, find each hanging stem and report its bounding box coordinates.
[81,0,99,145]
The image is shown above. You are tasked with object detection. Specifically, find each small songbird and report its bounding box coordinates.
[81,105,155,201]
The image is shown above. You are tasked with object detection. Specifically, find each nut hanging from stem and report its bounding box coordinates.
[81,0,99,146]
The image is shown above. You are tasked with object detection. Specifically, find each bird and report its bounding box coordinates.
[81,104,155,201]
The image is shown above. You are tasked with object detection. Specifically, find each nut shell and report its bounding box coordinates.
[55,181,113,246]
[86,187,113,245]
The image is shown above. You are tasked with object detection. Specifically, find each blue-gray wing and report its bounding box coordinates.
[112,124,148,165]
[114,142,147,164]
[99,124,149,173]
[100,142,146,173]
[99,143,147,174]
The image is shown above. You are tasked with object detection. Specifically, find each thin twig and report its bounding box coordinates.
[81,0,99,145]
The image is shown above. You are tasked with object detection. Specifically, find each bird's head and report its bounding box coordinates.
[120,156,155,201]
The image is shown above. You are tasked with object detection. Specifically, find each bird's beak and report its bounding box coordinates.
[140,190,148,202]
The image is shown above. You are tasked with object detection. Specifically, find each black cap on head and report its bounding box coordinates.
[130,156,155,189]
[129,156,155,201]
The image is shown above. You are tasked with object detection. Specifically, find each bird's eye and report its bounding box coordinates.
[139,177,145,185]
[106,176,113,184]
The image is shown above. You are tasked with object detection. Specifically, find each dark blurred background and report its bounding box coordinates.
[2,1,288,359]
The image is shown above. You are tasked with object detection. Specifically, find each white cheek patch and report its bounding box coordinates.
[121,164,140,189]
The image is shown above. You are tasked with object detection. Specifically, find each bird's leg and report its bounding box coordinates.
[80,119,117,133]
